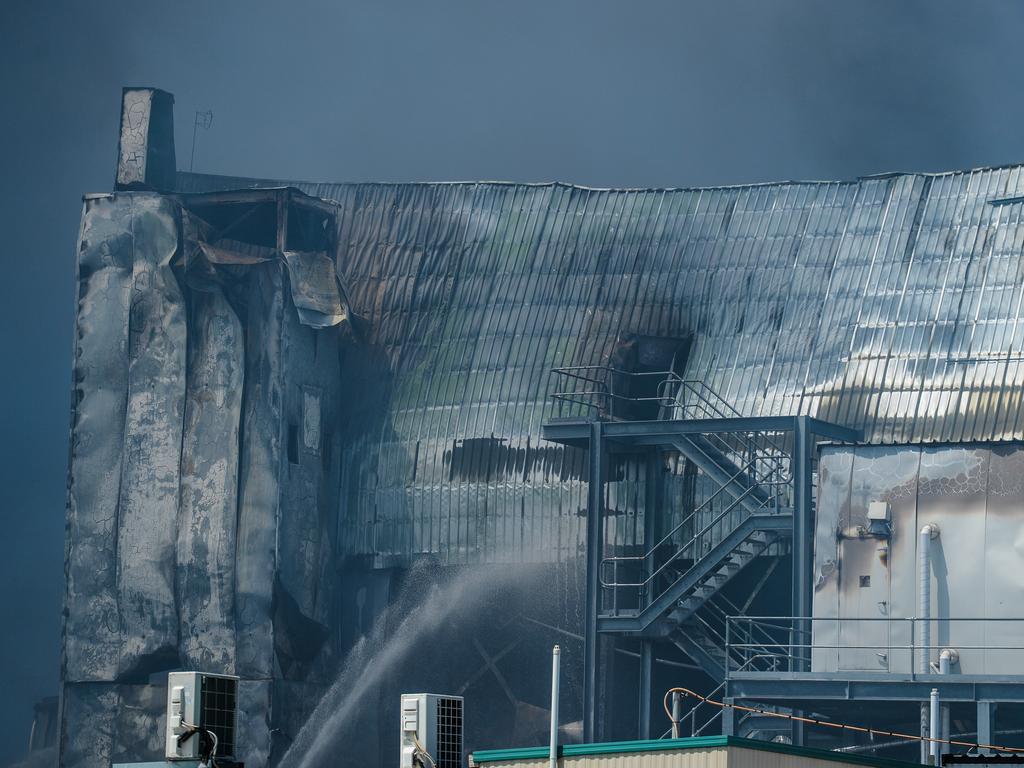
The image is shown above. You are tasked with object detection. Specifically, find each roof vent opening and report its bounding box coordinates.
[607,334,691,421]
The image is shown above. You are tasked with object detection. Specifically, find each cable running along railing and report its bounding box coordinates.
[663,687,1024,754]
[662,653,781,739]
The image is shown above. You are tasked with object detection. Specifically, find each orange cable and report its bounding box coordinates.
[663,687,1024,754]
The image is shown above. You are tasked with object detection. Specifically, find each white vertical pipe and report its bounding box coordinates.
[930,688,941,764]
[919,525,935,675]
[550,645,561,768]
[671,692,681,739]
[920,524,938,766]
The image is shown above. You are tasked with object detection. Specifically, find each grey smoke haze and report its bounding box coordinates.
[1,0,1024,764]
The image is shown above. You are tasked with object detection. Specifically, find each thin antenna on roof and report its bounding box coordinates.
[190,110,213,172]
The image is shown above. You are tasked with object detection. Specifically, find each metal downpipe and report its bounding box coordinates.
[919,523,939,765]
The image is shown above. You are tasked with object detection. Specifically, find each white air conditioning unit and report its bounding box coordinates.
[165,672,239,762]
[400,693,464,768]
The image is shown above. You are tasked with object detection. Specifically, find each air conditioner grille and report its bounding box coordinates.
[200,674,237,757]
[436,697,462,768]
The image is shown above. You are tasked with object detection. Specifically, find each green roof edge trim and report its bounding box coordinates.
[470,735,921,768]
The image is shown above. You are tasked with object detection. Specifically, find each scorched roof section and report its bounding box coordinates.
[179,165,1024,449]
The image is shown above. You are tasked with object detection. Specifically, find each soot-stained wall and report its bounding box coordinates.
[62,192,346,768]
[65,157,1024,767]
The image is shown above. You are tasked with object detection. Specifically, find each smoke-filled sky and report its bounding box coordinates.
[2,0,1024,763]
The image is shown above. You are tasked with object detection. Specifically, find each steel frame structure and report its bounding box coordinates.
[542,413,862,743]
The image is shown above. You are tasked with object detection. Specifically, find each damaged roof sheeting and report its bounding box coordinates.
[178,187,348,327]
[177,168,1024,447]
[179,167,1024,566]
[64,189,348,768]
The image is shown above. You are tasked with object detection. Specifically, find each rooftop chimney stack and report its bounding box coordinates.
[116,87,176,191]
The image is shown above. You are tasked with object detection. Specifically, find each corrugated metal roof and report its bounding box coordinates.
[178,167,1024,563]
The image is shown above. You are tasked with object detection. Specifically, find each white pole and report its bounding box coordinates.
[938,650,955,759]
[930,688,941,765]
[550,645,561,768]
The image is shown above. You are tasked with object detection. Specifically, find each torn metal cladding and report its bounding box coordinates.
[62,189,348,768]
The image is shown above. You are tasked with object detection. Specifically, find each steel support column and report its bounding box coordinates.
[639,641,653,740]
[792,415,813,672]
[583,420,605,743]
[722,698,736,736]
[637,449,659,740]
[791,712,805,747]
[978,701,996,755]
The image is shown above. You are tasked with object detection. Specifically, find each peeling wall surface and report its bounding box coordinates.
[813,443,1024,675]
[63,164,1024,767]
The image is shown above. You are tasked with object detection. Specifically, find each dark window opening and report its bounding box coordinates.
[285,202,333,252]
[860,575,871,588]
[322,430,333,473]
[287,423,299,465]
[186,201,279,249]
[607,333,691,420]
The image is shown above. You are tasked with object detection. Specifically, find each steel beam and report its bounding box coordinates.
[727,673,1024,703]
[543,416,860,449]
[583,421,604,743]
[602,416,797,439]
[543,416,802,447]
[805,418,862,444]
[792,415,813,672]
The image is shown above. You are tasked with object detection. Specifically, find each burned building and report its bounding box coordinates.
[60,88,1024,768]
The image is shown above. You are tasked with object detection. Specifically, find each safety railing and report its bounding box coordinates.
[598,456,786,614]
[550,367,792,491]
[725,616,1024,676]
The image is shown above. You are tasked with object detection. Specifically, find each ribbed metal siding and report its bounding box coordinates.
[473,745,879,768]
[178,167,1024,563]
[475,746,729,768]
[728,747,879,768]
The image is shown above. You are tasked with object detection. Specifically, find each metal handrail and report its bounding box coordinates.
[600,408,790,588]
[551,366,793,493]
[600,456,781,589]
[705,597,783,663]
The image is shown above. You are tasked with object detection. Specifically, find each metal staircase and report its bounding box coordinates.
[591,383,794,686]
[543,365,862,741]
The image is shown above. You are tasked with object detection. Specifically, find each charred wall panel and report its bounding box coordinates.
[176,288,244,673]
[61,192,346,768]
